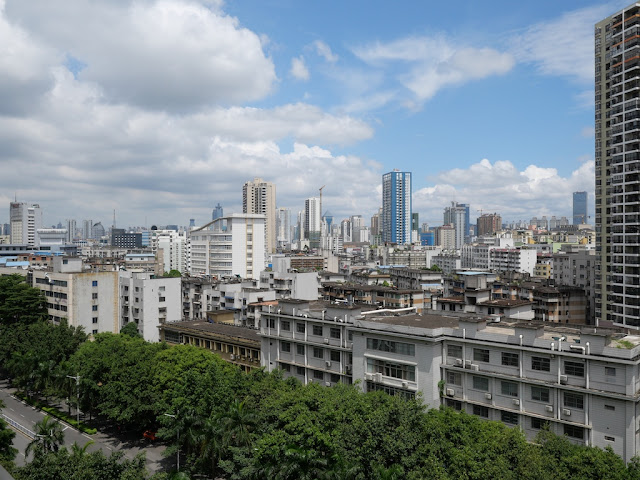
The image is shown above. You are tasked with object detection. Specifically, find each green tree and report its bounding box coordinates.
[25,416,65,459]
[0,274,48,325]
[163,270,182,278]
[120,321,141,338]
[0,400,17,463]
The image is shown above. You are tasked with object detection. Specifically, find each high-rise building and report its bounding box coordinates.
[304,197,321,247]
[212,203,223,221]
[10,202,42,246]
[573,191,588,225]
[477,213,502,236]
[443,202,468,249]
[243,178,276,255]
[382,170,412,244]
[66,219,77,243]
[595,5,640,327]
[82,219,93,240]
[276,207,291,246]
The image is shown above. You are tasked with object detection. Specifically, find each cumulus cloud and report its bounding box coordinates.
[313,40,338,62]
[413,158,594,225]
[352,35,514,105]
[290,55,310,81]
[510,3,614,84]
[4,0,277,111]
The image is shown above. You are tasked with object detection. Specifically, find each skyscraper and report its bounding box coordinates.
[382,170,412,244]
[10,202,42,246]
[82,219,93,240]
[573,191,588,225]
[596,5,640,327]
[243,178,276,255]
[443,202,468,249]
[212,203,223,221]
[304,197,321,247]
[477,213,502,236]
[276,207,291,246]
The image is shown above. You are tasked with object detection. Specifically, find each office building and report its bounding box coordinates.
[66,219,77,243]
[382,170,412,244]
[595,5,640,328]
[243,178,276,255]
[276,207,291,246]
[10,202,42,247]
[573,192,588,225]
[477,213,502,236]
[82,219,93,240]
[212,203,224,221]
[444,202,469,249]
[304,197,321,247]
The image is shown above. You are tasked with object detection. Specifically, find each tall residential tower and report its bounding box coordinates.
[243,178,276,255]
[595,5,640,328]
[573,191,588,225]
[382,170,412,245]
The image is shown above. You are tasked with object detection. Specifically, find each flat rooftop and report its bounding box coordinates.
[161,320,260,342]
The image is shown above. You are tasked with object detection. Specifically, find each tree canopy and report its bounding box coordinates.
[0,274,48,325]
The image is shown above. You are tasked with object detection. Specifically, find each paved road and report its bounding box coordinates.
[0,381,169,473]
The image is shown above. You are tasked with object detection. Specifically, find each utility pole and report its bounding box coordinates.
[66,374,80,426]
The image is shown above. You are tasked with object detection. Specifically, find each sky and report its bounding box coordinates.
[0,0,628,229]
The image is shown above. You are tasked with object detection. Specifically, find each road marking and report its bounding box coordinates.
[19,414,25,418]
[82,434,92,440]
[106,446,113,451]
[62,426,69,431]
[9,408,14,411]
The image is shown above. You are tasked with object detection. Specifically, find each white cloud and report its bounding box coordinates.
[290,55,310,81]
[510,4,615,84]
[313,40,338,63]
[414,158,594,225]
[352,35,514,105]
[4,0,277,111]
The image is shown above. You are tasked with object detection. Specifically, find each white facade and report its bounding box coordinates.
[10,202,42,246]
[36,228,68,248]
[151,229,188,274]
[276,207,291,246]
[304,197,321,240]
[119,271,181,343]
[489,248,537,275]
[243,178,276,255]
[189,213,266,280]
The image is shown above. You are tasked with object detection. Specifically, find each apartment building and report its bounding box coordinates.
[260,300,640,462]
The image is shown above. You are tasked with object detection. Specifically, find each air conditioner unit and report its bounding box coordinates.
[470,364,479,371]
[324,338,329,344]
[325,361,331,368]
[325,382,331,387]
[512,399,520,406]
[230,354,236,360]
[365,373,373,381]
[559,375,568,384]
[446,388,455,397]
[455,358,463,366]
[373,373,383,383]
[402,381,409,388]
[545,405,554,413]
[465,360,472,366]
[563,408,571,416]
[484,393,492,400]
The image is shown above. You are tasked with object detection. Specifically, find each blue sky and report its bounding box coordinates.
[0,0,627,228]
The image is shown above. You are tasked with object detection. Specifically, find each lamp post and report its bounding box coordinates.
[66,374,80,425]
[164,411,179,472]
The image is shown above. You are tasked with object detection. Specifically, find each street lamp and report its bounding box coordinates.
[66,374,80,426]
[164,411,179,472]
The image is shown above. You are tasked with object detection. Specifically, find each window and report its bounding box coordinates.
[472,376,489,391]
[92,317,98,324]
[281,341,291,353]
[501,381,518,397]
[473,405,489,418]
[329,327,341,339]
[502,352,519,367]
[313,370,324,380]
[159,297,165,302]
[367,338,415,356]
[366,358,415,381]
[92,292,98,300]
[605,367,616,377]
[280,363,291,372]
[501,411,518,425]
[296,366,305,376]
[605,436,615,442]
[296,344,305,355]
[296,323,305,334]
[281,320,290,331]
[445,399,462,411]
[605,404,615,411]
[92,329,98,334]
[330,350,341,362]
[92,305,98,312]
[564,392,584,409]
[267,318,275,329]
[330,373,340,383]
[531,356,551,372]
[313,347,324,359]
[473,348,490,363]
[312,325,323,336]
[531,417,546,430]
[448,344,462,358]
[446,371,462,386]
[531,386,550,403]
[92,280,98,287]
[564,361,585,377]
[564,424,584,440]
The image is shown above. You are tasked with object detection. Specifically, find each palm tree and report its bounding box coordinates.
[277,445,329,480]
[196,415,224,476]
[70,440,94,459]
[218,399,257,448]
[25,415,65,459]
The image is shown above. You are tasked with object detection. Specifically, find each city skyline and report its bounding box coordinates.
[0,0,615,227]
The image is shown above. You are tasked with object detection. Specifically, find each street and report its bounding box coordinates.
[0,380,169,473]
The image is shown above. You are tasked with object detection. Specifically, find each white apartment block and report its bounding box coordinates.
[119,271,181,343]
[36,228,68,249]
[10,202,42,247]
[489,248,537,275]
[260,301,640,462]
[189,214,265,280]
[151,229,188,274]
[30,257,118,336]
[243,178,276,255]
[432,253,462,274]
